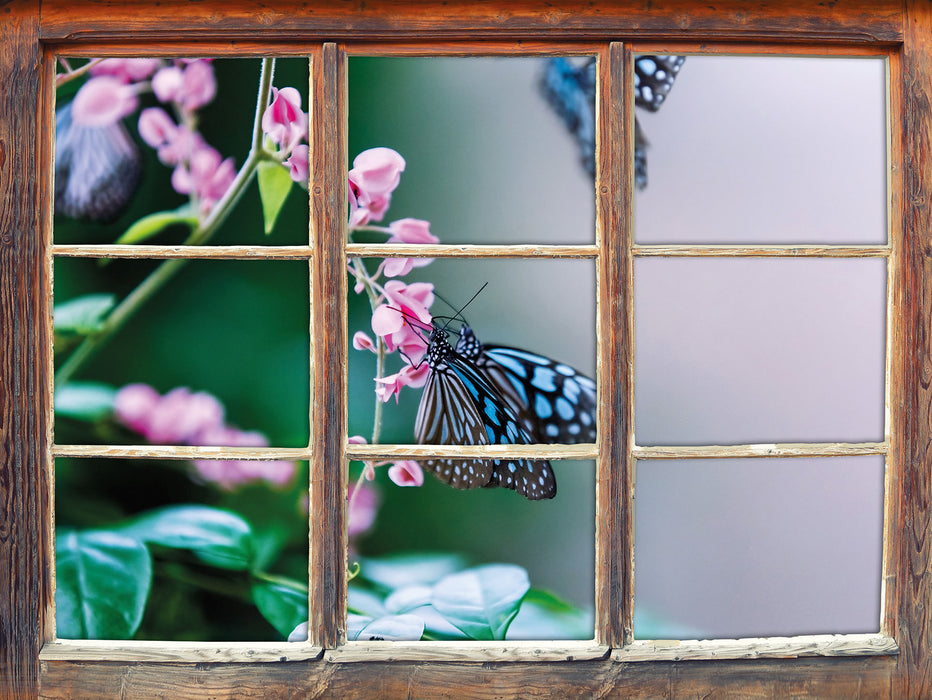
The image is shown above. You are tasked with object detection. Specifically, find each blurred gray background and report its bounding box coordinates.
[349,54,886,638]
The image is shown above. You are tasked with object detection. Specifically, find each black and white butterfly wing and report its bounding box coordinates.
[540,55,684,190]
[414,330,556,500]
[634,55,686,112]
[539,57,596,178]
[55,102,141,222]
[457,326,597,445]
[414,362,496,491]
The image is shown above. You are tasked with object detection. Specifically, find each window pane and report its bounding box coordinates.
[634,456,884,639]
[54,458,308,641]
[53,258,310,448]
[54,57,309,245]
[634,257,886,445]
[348,57,595,245]
[633,55,886,245]
[346,460,595,641]
[348,257,596,446]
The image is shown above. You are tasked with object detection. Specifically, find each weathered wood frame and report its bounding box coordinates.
[1,1,929,697]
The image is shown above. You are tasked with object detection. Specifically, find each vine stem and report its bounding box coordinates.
[55,58,278,387]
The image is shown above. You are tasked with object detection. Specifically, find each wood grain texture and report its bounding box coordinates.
[40,640,323,663]
[0,3,48,698]
[308,43,347,649]
[593,42,631,649]
[889,2,932,698]
[324,640,607,663]
[615,634,898,663]
[632,244,890,258]
[38,655,895,699]
[38,0,903,44]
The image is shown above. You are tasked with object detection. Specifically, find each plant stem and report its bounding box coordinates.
[251,569,308,595]
[348,256,388,445]
[55,58,277,387]
[56,58,104,88]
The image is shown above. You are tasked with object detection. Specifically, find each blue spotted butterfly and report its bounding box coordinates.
[455,325,597,444]
[414,324,557,500]
[540,55,685,188]
[55,102,141,222]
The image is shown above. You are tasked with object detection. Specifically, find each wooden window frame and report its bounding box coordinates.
[1,1,929,696]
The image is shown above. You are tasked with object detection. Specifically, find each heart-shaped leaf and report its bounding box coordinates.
[430,564,529,641]
[55,382,117,421]
[55,529,152,639]
[54,294,116,335]
[114,205,199,245]
[119,505,254,570]
[257,160,294,234]
[351,614,424,641]
[358,552,468,590]
[252,580,308,638]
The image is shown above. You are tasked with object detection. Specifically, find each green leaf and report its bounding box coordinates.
[119,505,254,570]
[53,293,116,335]
[257,160,294,235]
[252,580,308,639]
[358,552,469,591]
[114,205,199,245]
[507,588,594,640]
[430,564,530,641]
[55,529,152,639]
[55,382,117,421]
[350,614,424,642]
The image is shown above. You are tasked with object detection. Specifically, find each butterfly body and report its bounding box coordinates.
[55,102,141,222]
[414,327,556,500]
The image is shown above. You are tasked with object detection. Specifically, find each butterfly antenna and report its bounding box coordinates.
[438,283,488,334]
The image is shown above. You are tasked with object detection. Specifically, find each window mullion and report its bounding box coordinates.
[308,42,348,649]
[594,41,634,647]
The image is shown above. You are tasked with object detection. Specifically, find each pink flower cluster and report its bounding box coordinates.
[68,57,234,216]
[136,61,235,215]
[114,383,296,491]
[261,87,309,183]
[348,148,441,405]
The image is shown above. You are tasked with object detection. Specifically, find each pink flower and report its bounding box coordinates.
[144,387,225,444]
[352,331,377,353]
[374,362,430,403]
[171,145,236,213]
[113,383,296,491]
[370,281,434,359]
[138,108,209,168]
[71,76,139,127]
[151,65,184,103]
[152,60,216,112]
[387,218,438,245]
[348,483,379,538]
[284,144,309,183]
[113,383,161,435]
[388,460,424,487]
[379,220,440,278]
[348,147,405,226]
[89,58,161,82]
[262,87,308,152]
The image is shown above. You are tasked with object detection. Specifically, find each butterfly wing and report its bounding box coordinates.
[541,56,683,190]
[539,57,596,177]
[481,346,597,444]
[415,332,556,500]
[55,102,141,222]
[634,55,686,112]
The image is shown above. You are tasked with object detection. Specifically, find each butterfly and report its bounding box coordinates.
[540,55,685,189]
[455,325,597,444]
[55,101,141,222]
[413,324,557,500]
